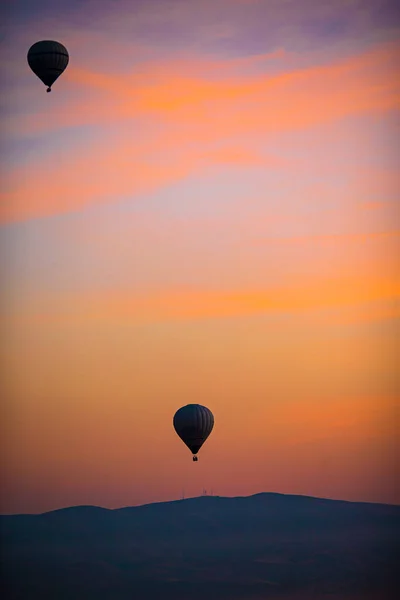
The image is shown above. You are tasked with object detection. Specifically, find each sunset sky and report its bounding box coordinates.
[1,0,399,514]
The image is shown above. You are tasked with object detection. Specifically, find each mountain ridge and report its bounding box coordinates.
[3,491,399,518]
[2,491,398,599]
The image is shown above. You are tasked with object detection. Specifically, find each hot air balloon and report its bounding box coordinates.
[173,404,214,462]
[27,41,69,92]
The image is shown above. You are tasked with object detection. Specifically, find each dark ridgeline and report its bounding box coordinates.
[1,493,399,599]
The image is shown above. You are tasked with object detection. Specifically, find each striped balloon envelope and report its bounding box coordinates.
[27,40,69,92]
[173,404,214,462]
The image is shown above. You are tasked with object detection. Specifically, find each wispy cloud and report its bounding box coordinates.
[1,40,399,222]
[7,39,399,137]
[254,230,400,246]
[4,272,398,327]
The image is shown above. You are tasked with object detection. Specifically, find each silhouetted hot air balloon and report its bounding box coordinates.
[173,404,214,462]
[27,40,69,92]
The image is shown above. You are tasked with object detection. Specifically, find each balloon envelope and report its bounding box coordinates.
[27,41,69,90]
[173,404,214,455]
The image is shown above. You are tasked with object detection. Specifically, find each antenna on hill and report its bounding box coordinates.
[181,489,185,500]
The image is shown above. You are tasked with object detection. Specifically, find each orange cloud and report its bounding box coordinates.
[4,272,398,327]
[14,39,400,136]
[255,230,400,246]
[0,139,290,223]
[2,40,399,222]
[0,150,196,223]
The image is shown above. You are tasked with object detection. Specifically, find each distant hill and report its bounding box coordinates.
[1,492,399,599]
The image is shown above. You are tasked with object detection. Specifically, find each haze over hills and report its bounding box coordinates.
[1,492,398,599]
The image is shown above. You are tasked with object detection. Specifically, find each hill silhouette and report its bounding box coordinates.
[1,492,399,599]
